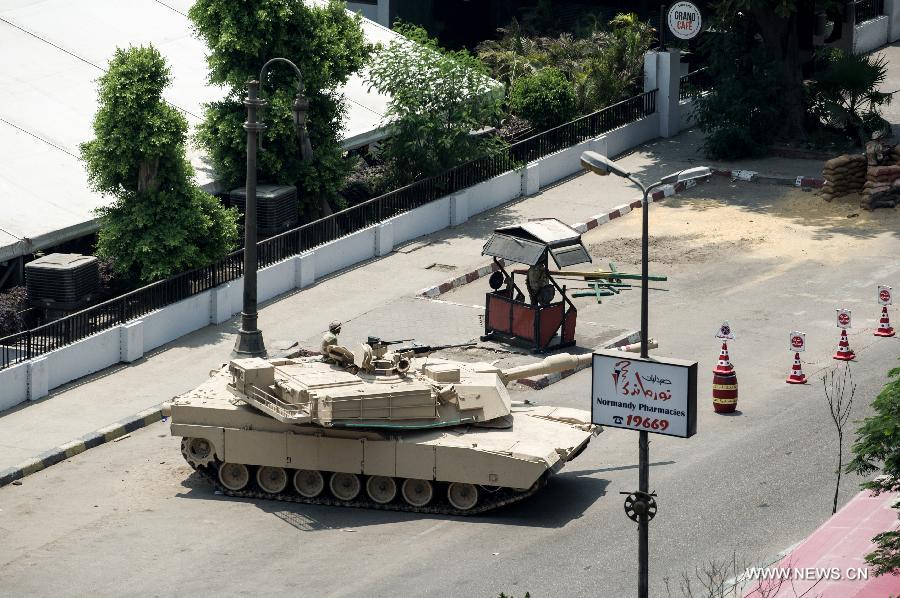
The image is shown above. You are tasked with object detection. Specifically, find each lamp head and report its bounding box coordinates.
[580,151,630,178]
[660,166,712,185]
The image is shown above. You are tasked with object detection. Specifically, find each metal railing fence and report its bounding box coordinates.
[854,0,885,24]
[679,68,710,101]
[0,89,657,370]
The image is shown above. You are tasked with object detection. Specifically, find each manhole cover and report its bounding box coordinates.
[426,263,457,272]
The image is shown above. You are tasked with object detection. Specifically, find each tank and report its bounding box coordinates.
[167,338,600,514]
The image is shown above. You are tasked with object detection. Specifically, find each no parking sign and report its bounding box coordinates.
[789,331,806,352]
[879,285,893,306]
[836,309,852,329]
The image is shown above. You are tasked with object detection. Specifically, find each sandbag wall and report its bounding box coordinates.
[862,145,900,209]
[820,154,866,201]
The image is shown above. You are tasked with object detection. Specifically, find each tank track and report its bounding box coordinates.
[189,459,546,516]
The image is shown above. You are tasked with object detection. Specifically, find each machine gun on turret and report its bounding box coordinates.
[395,342,477,356]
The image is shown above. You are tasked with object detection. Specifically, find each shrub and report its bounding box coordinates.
[510,67,577,131]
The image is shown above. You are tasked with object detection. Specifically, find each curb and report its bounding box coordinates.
[0,404,164,489]
[516,330,643,390]
[710,168,825,188]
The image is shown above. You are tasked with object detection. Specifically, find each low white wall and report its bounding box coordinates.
[45,327,120,390]
[538,140,594,187]
[314,227,377,278]
[142,291,211,353]
[0,361,27,411]
[258,257,296,304]
[679,98,697,131]
[467,169,523,214]
[855,15,890,54]
[390,197,451,245]
[604,114,661,157]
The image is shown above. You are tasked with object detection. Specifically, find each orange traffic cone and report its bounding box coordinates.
[786,352,807,384]
[713,342,734,374]
[833,330,855,361]
[874,306,895,337]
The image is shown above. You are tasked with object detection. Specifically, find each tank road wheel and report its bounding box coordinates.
[181,437,215,468]
[329,473,362,501]
[293,470,325,498]
[447,482,479,511]
[366,476,397,504]
[401,479,433,507]
[218,462,250,491]
[256,466,288,494]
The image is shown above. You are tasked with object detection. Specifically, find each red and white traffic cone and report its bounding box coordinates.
[713,342,734,374]
[833,330,856,361]
[786,352,807,384]
[874,306,895,337]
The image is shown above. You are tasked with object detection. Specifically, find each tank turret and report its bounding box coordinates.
[169,341,601,514]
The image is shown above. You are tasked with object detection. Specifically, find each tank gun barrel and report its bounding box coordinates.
[499,353,592,385]
[398,342,476,356]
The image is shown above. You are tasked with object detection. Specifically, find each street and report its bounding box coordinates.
[1,178,898,597]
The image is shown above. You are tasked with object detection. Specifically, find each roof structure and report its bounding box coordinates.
[482,218,592,268]
[0,0,400,262]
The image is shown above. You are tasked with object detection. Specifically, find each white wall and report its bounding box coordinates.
[142,291,211,353]
[314,227,377,278]
[0,361,27,411]
[854,16,890,54]
[466,169,523,214]
[679,98,697,131]
[390,197,451,245]
[45,326,119,390]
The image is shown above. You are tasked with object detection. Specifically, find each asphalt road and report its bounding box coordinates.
[1,181,898,597]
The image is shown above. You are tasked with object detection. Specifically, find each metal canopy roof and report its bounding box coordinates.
[0,0,403,262]
[483,218,592,268]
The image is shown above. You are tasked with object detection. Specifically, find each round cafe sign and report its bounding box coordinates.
[668,1,702,40]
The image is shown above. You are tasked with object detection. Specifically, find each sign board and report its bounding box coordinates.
[878,285,893,306]
[836,309,852,329]
[715,321,734,340]
[591,351,697,438]
[667,1,702,40]
[789,331,806,352]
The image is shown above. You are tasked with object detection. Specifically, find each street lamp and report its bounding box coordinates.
[580,150,710,598]
[234,58,313,357]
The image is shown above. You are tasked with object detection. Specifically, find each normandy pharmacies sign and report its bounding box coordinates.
[592,350,698,438]
[667,1,703,40]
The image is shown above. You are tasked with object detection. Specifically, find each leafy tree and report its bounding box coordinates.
[846,362,900,576]
[0,287,27,338]
[475,19,540,93]
[80,46,238,283]
[510,67,577,131]
[366,22,504,186]
[581,13,655,110]
[189,0,369,216]
[807,49,892,147]
[692,10,783,159]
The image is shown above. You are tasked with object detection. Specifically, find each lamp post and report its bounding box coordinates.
[233,58,313,357]
[580,150,710,598]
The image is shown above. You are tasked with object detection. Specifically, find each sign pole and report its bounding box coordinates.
[639,182,651,598]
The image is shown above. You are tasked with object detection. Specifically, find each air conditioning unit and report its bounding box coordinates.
[229,185,299,237]
[25,253,100,310]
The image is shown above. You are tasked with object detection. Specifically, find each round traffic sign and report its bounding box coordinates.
[667,1,703,40]
[838,312,850,326]
[880,289,891,303]
[791,335,804,349]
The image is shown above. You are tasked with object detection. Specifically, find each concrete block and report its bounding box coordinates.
[27,357,48,401]
[450,191,469,226]
[120,320,144,362]
[296,251,316,289]
[643,51,658,93]
[658,50,681,138]
[523,161,540,196]
[375,220,394,256]
[888,0,900,42]
[210,284,233,325]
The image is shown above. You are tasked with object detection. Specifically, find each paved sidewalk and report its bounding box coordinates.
[0,127,826,474]
[741,490,900,597]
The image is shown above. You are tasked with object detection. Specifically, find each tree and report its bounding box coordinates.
[510,67,577,131]
[823,364,856,515]
[189,0,369,216]
[693,10,784,158]
[713,0,815,139]
[80,46,238,283]
[366,22,504,186]
[846,362,900,576]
